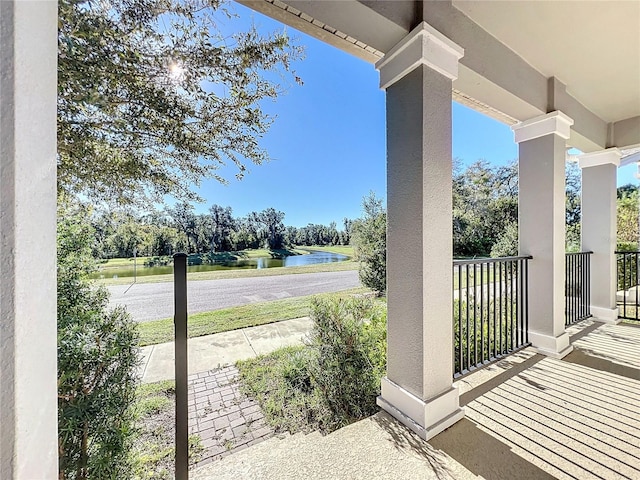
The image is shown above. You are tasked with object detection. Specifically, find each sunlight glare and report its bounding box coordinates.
[169,62,185,82]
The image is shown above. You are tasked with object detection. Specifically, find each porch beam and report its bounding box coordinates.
[611,115,640,149]
[579,148,622,324]
[513,111,574,358]
[0,2,58,477]
[376,21,464,440]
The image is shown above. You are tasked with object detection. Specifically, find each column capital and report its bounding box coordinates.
[578,147,621,169]
[511,111,574,144]
[376,21,464,90]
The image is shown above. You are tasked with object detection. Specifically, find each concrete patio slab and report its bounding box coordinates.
[192,320,640,480]
[192,411,477,480]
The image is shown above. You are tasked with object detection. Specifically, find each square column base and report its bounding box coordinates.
[590,306,621,324]
[529,331,573,358]
[377,377,464,440]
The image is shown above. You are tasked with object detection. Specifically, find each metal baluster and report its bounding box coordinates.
[480,262,484,363]
[466,264,470,372]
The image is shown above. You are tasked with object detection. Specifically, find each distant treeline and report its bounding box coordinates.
[91,160,637,260]
[91,202,353,258]
[453,159,638,256]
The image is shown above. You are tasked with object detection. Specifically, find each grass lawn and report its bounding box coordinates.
[130,380,203,479]
[137,287,371,346]
[453,265,497,290]
[296,245,354,257]
[97,256,154,269]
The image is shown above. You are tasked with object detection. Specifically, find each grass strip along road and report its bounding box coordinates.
[137,287,370,346]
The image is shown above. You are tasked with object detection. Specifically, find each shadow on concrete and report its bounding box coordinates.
[567,320,601,342]
[563,348,640,381]
[430,417,556,480]
[371,413,455,480]
[459,352,544,406]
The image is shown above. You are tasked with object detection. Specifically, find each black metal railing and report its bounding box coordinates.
[453,256,531,378]
[565,252,592,325]
[616,251,640,321]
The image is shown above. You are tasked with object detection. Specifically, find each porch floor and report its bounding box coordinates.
[192,320,640,479]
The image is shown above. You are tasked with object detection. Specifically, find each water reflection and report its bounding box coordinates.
[90,250,349,279]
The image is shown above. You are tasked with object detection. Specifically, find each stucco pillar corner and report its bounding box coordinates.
[512,111,574,359]
[375,21,464,440]
[579,148,622,325]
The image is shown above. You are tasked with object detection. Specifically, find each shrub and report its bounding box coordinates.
[306,296,386,427]
[238,346,332,433]
[144,255,172,267]
[617,242,638,252]
[58,202,140,480]
[238,296,387,433]
[351,193,387,294]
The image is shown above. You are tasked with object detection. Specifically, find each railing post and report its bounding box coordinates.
[616,251,640,321]
[174,253,189,480]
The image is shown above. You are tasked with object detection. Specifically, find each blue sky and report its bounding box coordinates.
[195,3,637,228]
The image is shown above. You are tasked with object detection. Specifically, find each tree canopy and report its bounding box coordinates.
[617,184,639,247]
[351,192,387,293]
[89,203,352,258]
[58,0,303,205]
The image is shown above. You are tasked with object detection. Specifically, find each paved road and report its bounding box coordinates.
[108,270,360,322]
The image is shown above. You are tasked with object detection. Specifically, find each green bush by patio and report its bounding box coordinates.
[57,203,140,480]
[237,296,386,434]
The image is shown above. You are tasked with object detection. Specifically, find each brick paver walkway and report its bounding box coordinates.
[189,365,274,468]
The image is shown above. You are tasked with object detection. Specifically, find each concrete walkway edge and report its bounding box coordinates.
[139,317,313,383]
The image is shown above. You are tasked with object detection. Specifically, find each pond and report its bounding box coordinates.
[90,250,349,279]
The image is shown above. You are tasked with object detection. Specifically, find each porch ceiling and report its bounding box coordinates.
[453,0,640,124]
[239,0,640,152]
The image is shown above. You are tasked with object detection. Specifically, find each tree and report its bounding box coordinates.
[342,217,353,245]
[107,220,153,257]
[565,162,582,251]
[260,207,286,250]
[149,224,185,256]
[618,183,638,199]
[209,204,235,251]
[57,202,139,479]
[617,184,639,246]
[453,160,518,256]
[58,0,303,205]
[490,221,518,257]
[351,192,387,294]
[167,201,197,252]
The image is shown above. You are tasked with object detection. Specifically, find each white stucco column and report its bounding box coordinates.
[375,22,464,440]
[0,2,58,478]
[512,112,574,358]
[579,148,621,324]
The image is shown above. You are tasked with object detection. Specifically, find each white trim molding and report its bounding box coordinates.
[590,306,621,324]
[377,377,464,440]
[528,330,573,359]
[376,21,464,89]
[511,111,574,144]
[578,147,622,169]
